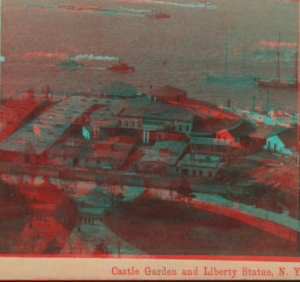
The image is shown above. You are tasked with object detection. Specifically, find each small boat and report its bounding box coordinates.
[107,59,134,72]
[57,57,83,70]
[146,10,171,19]
[256,33,298,89]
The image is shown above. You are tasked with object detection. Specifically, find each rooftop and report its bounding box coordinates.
[277,126,298,148]
[0,92,44,141]
[139,140,188,165]
[90,108,119,127]
[228,118,256,138]
[249,126,287,139]
[147,85,186,99]
[101,81,137,96]
[193,116,241,133]
[142,103,194,122]
[89,136,137,160]
[0,95,112,154]
[179,153,220,168]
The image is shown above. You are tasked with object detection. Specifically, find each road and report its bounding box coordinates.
[1,161,298,243]
[0,161,228,194]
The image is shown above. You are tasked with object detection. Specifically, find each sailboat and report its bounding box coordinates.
[256,33,298,89]
[204,33,260,84]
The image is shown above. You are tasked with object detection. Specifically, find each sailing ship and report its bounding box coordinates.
[256,33,298,89]
[204,33,259,84]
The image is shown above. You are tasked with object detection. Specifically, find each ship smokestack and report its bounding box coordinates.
[228,99,231,108]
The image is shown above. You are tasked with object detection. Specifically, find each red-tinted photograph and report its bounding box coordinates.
[0,0,298,267]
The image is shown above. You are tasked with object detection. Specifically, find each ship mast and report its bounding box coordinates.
[225,28,229,77]
[295,31,299,81]
[266,90,270,112]
[294,51,298,81]
[277,33,281,82]
[242,34,247,77]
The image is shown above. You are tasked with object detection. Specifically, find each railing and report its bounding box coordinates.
[191,137,231,145]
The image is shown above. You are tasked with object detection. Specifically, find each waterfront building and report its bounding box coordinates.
[100,81,138,98]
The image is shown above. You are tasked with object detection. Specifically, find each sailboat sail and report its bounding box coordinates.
[205,32,259,84]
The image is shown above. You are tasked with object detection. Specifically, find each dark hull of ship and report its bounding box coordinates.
[107,66,135,72]
[257,79,298,89]
[206,73,258,84]
[57,63,84,70]
[146,15,171,19]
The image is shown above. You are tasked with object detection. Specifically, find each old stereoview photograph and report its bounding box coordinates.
[0,0,299,279]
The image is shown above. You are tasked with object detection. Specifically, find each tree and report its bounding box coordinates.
[107,176,120,207]
[41,84,51,99]
[25,142,37,186]
[93,240,109,255]
[54,195,78,232]
[178,177,192,196]
[43,238,61,254]
[27,88,35,99]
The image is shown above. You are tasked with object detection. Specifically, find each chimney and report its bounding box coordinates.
[228,99,231,108]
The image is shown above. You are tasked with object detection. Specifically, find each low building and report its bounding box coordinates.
[248,126,295,155]
[137,140,188,174]
[178,153,220,178]
[94,97,195,145]
[216,118,256,145]
[100,81,137,98]
[190,118,255,157]
[0,92,45,142]
[85,136,137,170]
[0,95,111,156]
[89,107,119,140]
[47,142,90,167]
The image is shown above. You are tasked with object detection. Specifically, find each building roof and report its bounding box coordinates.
[179,154,220,168]
[116,97,150,117]
[101,81,137,96]
[277,126,298,148]
[147,85,187,99]
[0,95,112,155]
[139,140,188,165]
[143,103,194,122]
[89,136,137,160]
[113,99,194,130]
[0,92,44,141]
[90,108,119,127]
[193,115,241,133]
[48,145,80,158]
[48,137,93,158]
[248,126,286,139]
[228,118,256,139]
